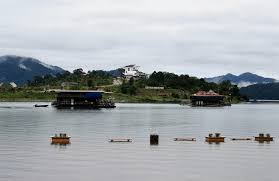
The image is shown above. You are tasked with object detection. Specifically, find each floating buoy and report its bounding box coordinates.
[255,133,273,142]
[51,133,71,145]
[205,133,225,143]
[150,134,159,145]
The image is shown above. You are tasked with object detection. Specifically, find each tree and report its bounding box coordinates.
[87,79,95,88]
[73,68,85,75]
[120,78,137,95]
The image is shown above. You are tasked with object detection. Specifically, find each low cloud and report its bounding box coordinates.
[0,0,279,78]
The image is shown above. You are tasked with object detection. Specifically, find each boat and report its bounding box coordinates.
[51,133,71,144]
[205,133,225,143]
[34,104,48,107]
[255,133,273,142]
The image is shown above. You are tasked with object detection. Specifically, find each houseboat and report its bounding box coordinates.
[51,133,71,144]
[205,133,225,143]
[51,90,116,109]
[190,90,230,107]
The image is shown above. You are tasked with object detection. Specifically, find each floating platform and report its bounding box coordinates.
[205,133,225,143]
[231,138,252,141]
[55,104,116,109]
[51,133,71,144]
[109,139,132,143]
[51,90,116,109]
[34,104,48,107]
[174,138,196,141]
[255,133,273,142]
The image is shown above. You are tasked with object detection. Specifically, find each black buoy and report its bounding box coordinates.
[150,134,159,145]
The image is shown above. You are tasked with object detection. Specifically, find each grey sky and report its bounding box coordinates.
[1,0,279,78]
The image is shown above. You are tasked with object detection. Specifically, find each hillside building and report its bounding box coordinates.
[122,65,145,80]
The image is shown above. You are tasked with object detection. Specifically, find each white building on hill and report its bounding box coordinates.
[122,65,145,80]
[9,82,17,88]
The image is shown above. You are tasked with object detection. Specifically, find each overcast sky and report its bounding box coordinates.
[1,0,279,78]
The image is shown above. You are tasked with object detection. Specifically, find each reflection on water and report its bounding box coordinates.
[51,143,71,149]
[0,102,278,181]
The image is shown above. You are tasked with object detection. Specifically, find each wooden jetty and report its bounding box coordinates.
[205,133,225,143]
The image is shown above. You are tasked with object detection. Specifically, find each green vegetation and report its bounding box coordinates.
[0,69,246,103]
[28,69,113,89]
[0,89,55,101]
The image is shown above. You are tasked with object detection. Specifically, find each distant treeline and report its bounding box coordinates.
[28,68,115,88]
[26,69,244,101]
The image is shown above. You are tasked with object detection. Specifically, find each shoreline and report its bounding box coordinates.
[0,99,241,106]
[0,99,183,104]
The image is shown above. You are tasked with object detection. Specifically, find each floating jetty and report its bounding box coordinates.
[174,138,196,141]
[231,138,252,141]
[109,138,132,143]
[34,104,48,107]
[50,90,116,109]
[205,133,225,143]
[255,133,273,142]
[51,133,71,144]
[190,90,230,107]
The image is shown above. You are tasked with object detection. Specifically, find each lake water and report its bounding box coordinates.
[0,103,278,181]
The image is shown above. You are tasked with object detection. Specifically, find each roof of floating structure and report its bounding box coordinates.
[47,89,113,94]
[192,90,223,97]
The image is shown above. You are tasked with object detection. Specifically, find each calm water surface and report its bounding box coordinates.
[0,103,278,181]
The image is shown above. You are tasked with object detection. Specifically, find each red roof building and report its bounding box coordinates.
[193,90,223,96]
[190,90,225,106]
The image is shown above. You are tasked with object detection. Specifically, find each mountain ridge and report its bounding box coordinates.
[0,55,65,85]
[240,82,279,100]
[205,72,276,87]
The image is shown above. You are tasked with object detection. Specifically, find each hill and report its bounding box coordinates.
[23,70,244,103]
[205,72,276,87]
[240,83,279,100]
[0,55,65,85]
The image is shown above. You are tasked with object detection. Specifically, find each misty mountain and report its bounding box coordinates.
[205,72,276,87]
[240,83,279,100]
[0,55,65,85]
